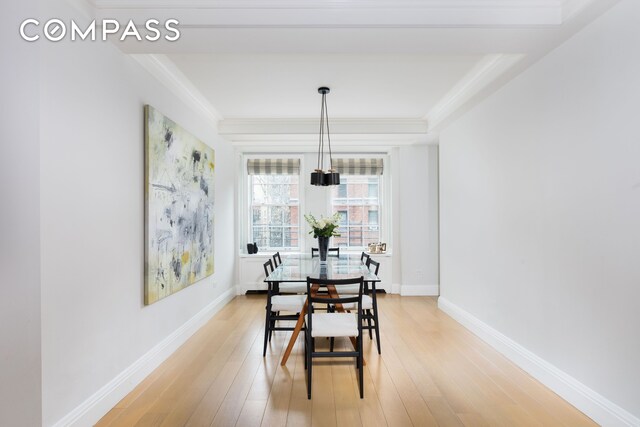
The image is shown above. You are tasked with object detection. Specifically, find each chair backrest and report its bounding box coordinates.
[360,251,370,263]
[306,276,364,331]
[306,276,362,305]
[263,258,277,294]
[263,258,274,278]
[272,251,282,267]
[366,258,380,276]
[312,247,340,257]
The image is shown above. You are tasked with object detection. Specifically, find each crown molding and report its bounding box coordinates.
[561,0,595,20]
[130,54,222,128]
[228,135,425,150]
[218,118,428,137]
[425,54,525,131]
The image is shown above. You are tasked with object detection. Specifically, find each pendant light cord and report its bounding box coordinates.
[317,91,325,172]
[323,94,333,171]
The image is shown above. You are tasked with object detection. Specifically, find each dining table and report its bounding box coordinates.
[264,254,380,366]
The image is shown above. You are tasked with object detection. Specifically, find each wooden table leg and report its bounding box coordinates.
[280,285,366,366]
[280,298,308,366]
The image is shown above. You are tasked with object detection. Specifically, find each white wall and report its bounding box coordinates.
[398,145,439,295]
[0,1,42,425]
[39,3,236,425]
[440,0,640,422]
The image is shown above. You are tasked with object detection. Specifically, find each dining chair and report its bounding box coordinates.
[263,259,305,357]
[363,259,381,354]
[272,251,282,268]
[311,247,340,257]
[339,258,382,354]
[304,276,364,399]
[360,251,370,264]
[273,253,307,294]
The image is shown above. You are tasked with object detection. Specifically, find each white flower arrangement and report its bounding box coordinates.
[304,212,342,238]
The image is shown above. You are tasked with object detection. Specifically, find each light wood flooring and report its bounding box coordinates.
[97,295,596,426]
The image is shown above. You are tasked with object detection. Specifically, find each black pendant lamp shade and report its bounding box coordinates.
[311,87,340,186]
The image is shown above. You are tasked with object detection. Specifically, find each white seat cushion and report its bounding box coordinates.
[270,295,305,313]
[339,295,373,310]
[278,283,308,293]
[310,313,359,337]
[336,284,361,294]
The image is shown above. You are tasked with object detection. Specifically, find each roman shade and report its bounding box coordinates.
[247,158,300,175]
[333,158,384,175]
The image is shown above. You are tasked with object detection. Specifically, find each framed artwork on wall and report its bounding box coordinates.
[144,105,215,305]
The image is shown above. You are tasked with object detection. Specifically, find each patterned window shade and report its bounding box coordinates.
[333,158,384,175]
[247,158,300,175]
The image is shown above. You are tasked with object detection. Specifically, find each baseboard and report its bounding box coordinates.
[437,297,639,427]
[391,283,401,294]
[400,284,439,296]
[53,287,236,427]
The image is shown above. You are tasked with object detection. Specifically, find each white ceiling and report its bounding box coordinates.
[167,54,484,119]
[91,0,619,143]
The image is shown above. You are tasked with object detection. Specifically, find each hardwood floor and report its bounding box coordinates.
[97,295,596,426]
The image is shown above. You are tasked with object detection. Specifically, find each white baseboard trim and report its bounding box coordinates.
[53,287,236,427]
[400,284,439,296]
[437,297,640,427]
[391,283,401,294]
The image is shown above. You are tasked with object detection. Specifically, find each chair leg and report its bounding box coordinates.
[358,334,364,399]
[366,311,373,339]
[329,337,335,352]
[374,321,381,354]
[269,313,277,342]
[372,295,381,354]
[307,336,313,399]
[304,329,308,370]
[263,309,270,357]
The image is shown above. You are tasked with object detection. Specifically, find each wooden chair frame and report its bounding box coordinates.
[304,276,364,399]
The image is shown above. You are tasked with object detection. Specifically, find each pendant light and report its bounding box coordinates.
[311,87,340,186]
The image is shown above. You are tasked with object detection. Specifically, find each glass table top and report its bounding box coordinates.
[265,254,380,282]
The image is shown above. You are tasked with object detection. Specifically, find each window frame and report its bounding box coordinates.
[243,154,305,253]
[327,154,388,251]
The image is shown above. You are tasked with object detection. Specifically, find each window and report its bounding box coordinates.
[243,156,387,253]
[337,183,347,198]
[248,158,301,250]
[368,210,378,226]
[337,210,347,225]
[331,175,381,248]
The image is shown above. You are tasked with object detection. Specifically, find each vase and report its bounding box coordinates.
[317,236,329,263]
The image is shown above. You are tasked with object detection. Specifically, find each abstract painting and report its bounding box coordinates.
[144,105,215,305]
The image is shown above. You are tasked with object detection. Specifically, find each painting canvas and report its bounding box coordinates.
[144,105,215,305]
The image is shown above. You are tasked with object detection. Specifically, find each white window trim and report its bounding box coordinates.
[240,153,305,254]
[326,153,390,252]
